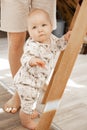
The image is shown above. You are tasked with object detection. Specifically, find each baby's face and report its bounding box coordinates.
[28,12,52,43]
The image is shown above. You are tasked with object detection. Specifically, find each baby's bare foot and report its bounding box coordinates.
[4,92,20,113]
[31,110,40,119]
[20,109,37,130]
[23,119,37,130]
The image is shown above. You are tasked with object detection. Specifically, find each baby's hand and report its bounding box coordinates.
[64,30,71,41]
[29,57,45,68]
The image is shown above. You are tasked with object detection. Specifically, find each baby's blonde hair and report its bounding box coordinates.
[28,8,52,24]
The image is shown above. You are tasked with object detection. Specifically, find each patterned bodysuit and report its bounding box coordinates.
[14,34,67,114]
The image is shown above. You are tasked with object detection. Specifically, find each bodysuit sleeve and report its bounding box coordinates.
[56,36,68,51]
[20,38,38,68]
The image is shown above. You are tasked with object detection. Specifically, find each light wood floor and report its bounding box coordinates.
[0,37,87,130]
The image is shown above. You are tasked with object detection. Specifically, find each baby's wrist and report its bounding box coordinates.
[29,59,33,66]
[64,35,68,41]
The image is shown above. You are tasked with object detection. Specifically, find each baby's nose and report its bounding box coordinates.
[38,27,43,32]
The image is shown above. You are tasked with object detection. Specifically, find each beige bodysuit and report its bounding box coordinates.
[14,34,67,114]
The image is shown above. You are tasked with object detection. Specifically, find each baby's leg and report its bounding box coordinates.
[31,109,40,119]
[17,84,39,129]
[19,109,37,130]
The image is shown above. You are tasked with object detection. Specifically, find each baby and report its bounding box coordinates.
[13,8,71,129]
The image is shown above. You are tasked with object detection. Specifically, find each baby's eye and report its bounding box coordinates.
[32,26,37,29]
[42,24,47,27]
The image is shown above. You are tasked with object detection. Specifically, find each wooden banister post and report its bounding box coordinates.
[36,0,87,129]
[42,1,81,104]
